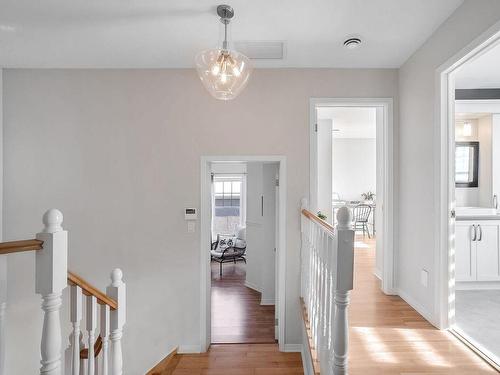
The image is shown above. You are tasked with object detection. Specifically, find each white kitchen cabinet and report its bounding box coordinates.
[455,220,500,283]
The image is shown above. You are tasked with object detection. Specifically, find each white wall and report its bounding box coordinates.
[332,138,376,202]
[2,68,397,373]
[398,0,500,323]
[455,117,493,208]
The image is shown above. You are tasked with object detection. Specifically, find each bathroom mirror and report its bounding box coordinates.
[455,141,479,188]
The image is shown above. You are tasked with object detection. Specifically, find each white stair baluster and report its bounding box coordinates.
[86,296,97,375]
[106,269,126,375]
[79,332,86,375]
[99,304,110,375]
[70,285,83,375]
[36,209,68,375]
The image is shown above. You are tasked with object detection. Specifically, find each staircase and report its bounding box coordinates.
[0,209,126,375]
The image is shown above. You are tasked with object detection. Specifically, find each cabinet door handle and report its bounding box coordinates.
[478,224,483,242]
[471,225,477,241]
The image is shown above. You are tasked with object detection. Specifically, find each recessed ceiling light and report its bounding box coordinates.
[343,37,362,50]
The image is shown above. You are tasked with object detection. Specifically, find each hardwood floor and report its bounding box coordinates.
[348,235,496,374]
[168,344,303,375]
[161,235,496,375]
[211,261,276,344]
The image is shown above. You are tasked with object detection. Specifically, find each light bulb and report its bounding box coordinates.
[211,64,220,76]
[232,66,241,77]
[220,72,227,83]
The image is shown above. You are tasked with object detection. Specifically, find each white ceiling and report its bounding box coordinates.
[455,43,500,89]
[317,107,376,139]
[0,0,463,68]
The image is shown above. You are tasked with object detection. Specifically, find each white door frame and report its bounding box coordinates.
[200,155,287,351]
[309,98,395,295]
[436,20,500,329]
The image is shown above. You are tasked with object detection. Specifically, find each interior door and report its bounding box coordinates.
[315,118,333,223]
[476,223,500,281]
[455,222,475,281]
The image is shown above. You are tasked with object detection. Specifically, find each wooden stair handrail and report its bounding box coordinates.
[0,239,43,255]
[68,271,118,310]
[80,335,103,359]
[301,209,334,234]
[0,239,118,310]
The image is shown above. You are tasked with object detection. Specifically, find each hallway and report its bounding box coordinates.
[348,236,496,374]
[211,261,276,344]
[161,236,496,375]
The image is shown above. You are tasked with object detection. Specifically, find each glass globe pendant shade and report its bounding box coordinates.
[195,48,252,101]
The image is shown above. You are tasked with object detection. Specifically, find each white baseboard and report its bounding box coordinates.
[301,345,313,375]
[260,298,276,306]
[283,344,302,352]
[178,344,202,354]
[456,281,500,290]
[244,280,261,293]
[397,288,438,327]
[374,268,382,280]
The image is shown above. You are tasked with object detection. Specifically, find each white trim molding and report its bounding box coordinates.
[200,155,288,352]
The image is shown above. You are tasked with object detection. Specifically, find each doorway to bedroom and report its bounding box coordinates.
[202,158,284,346]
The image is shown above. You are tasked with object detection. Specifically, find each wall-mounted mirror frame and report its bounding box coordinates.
[455,141,479,188]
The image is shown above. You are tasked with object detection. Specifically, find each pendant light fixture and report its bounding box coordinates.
[195,5,252,101]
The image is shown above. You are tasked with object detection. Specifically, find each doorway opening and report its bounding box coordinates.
[439,27,500,369]
[200,156,287,351]
[310,98,394,295]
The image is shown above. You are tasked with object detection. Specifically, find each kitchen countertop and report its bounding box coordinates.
[456,215,500,221]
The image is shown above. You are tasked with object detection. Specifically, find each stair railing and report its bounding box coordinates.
[300,199,354,375]
[0,209,126,375]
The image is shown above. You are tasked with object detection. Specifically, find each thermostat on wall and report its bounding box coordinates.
[185,208,197,220]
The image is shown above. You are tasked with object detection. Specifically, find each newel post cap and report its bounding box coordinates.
[336,206,352,229]
[111,268,123,287]
[42,209,64,233]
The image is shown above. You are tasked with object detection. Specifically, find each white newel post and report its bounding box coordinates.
[0,257,6,375]
[35,209,68,375]
[106,269,125,375]
[332,207,354,375]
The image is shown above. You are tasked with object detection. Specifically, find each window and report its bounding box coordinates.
[212,175,244,236]
[455,141,479,188]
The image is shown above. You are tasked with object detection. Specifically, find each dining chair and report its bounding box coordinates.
[353,204,372,238]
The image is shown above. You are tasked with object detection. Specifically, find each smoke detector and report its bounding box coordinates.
[343,37,362,49]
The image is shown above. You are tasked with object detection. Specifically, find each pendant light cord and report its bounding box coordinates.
[223,20,228,50]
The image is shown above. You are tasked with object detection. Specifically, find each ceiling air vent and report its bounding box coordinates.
[233,41,285,60]
[343,37,362,49]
